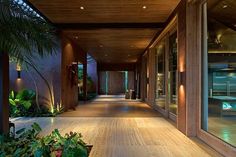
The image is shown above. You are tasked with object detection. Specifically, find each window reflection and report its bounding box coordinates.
[155,40,166,109]
[169,32,178,115]
[202,0,236,147]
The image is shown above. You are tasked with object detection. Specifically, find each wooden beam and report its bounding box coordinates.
[55,23,165,30]
[0,53,9,134]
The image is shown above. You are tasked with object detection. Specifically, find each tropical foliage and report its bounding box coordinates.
[9,89,35,117]
[0,123,89,157]
[0,0,57,61]
[0,0,58,114]
[9,89,62,117]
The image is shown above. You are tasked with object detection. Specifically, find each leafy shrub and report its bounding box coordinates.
[9,89,62,117]
[9,89,36,117]
[0,123,88,157]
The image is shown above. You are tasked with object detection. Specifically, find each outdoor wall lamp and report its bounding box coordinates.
[16,64,21,79]
[179,71,185,85]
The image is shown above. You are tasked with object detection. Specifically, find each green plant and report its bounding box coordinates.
[9,89,36,117]
[0,0,57,134]
[9,89,62,117]
[0,123,89,157]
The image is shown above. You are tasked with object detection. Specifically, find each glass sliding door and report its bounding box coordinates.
[169,31,178,115]
[155,39,166,109]
[202,0,236,147]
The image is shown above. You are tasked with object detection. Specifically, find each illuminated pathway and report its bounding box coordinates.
[12,96,223,157]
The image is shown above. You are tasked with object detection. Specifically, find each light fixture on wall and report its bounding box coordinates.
[16,64,21,79]
[179,71,185,85]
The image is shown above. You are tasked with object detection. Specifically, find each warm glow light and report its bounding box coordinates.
[80,6,84,10]
[142,6,147,9]
[16,63,21,71]
[222,5,228,9]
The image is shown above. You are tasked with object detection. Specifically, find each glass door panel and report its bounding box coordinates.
[155,40,166,109]
[169,31,178,115]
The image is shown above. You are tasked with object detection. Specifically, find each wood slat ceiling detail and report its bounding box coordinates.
[65,29,160,63]
[28,0,180,23]
[28,0,180,63]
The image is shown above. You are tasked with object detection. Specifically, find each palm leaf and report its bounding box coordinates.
[0,0,58,62]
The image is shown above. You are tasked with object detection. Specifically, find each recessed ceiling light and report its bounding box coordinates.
[80,6,84,10]
[222,4,228,9]
[142,6,147,9]
[74,36,78,39]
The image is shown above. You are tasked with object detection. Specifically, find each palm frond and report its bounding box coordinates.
[0,0,58,62]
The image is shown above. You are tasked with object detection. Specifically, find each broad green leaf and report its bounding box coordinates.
[22,101,32,109]
[31,123,42,132]
[9,99,16,106]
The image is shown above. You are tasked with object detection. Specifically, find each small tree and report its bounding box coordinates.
[0,0,57,133]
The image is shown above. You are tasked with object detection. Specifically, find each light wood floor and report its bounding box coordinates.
[11,95,223,157]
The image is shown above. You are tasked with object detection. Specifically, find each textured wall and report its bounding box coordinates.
[9,49,62,110]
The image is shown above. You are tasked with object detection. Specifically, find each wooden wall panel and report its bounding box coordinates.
[108,71,125,94]
[99,71,107,94]
[128,71,135,90]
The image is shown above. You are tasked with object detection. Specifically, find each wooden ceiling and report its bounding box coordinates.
[66,29,160,63]
[28,0,180,63]
[28,0,179,23]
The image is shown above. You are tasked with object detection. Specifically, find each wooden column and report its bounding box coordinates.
[185,0,199,137]
[177,0,187,134]
[177,0,200,136]
[140,56,146,101]
[61,35,78,110]
[148,48,156,105]
[0,53,9,134]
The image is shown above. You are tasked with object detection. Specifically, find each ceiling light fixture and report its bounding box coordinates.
[74,36,78,39]
[222,4,228,9]
[142,6,147,9]
[80,6,84,10]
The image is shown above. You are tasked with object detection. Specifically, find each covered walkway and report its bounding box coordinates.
[12,96,222,157]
